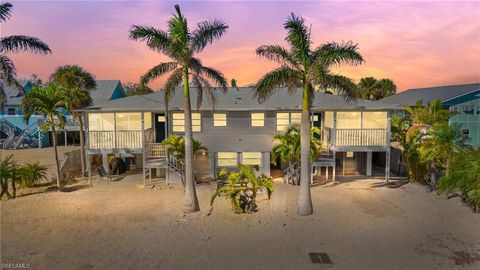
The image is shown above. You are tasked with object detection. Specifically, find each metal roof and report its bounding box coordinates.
[81,87,400,112]
[380,83,480,106]
[2,79,123,106]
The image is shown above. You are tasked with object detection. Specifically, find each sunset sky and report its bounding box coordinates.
[3,0,480,92]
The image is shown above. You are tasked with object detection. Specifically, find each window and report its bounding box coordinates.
[213,113,227,127]
[242,152,262,166]
[324,111,333,128]
[116,113,142,130]
[276,112,301,131]
[290,113,301,126]
[450,106,459,112]
[251,113,265,127]
[362,112,387,129]
[276,113,290,131]
[463,105,474,114]
[88,113,114,131]
[217,152,237,166]
[462,129,470,141]
[337,112,361,129]
[172,112,201,132]
[477,106,480,115]
[6,107,15,115]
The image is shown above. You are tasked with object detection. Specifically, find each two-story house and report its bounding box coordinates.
[381,83,480,147]
[79,87,399,185]
[0,79,126,149]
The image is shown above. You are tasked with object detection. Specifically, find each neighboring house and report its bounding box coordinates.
[0,79,126,149]
[381,83,480,147]
[79,88,399,185]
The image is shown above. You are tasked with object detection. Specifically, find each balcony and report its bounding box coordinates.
[323,128,388,150]
[88,130,143,149]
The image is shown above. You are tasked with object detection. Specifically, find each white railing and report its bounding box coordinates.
[146,143,166,159]
[88,130,143,149]
[335,129,387,147]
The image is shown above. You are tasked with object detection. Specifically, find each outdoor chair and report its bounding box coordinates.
[97,166,112,183]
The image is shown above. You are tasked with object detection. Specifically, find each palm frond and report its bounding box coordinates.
[313,41,364,67]
[322,74,357,102]
[0,35,51,54]
[0,2,12,22]
[140,62,178,85]
[191,19,228,53]
[254,66,300,102]
[283,13,311,64]
[0,81,6,108]
[129,25,171,54]
[256,44,299,68]
[167,5,190,57]
[189,57,228,91]
[0,55,17,84]
[191,74,216,110]
[163,68,183,106]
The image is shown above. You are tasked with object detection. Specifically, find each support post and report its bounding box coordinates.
[366,151,372,177]
[385,111,392,182]
[332,151,336,183]
[38,127,41,149]
[87,154,92,187]
[102,153,109,173]
[64,129,67,147]
[141,113,146,186]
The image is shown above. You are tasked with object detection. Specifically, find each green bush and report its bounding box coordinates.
[211,165,274,214]
[438,147,480,210]
[18,162,48,188]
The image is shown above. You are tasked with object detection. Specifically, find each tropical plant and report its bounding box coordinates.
[0,154,14,198]
[254,13,363,215]
[50,65,96,178]
[129,4,228,213]
[123,82,154,96]
[211,165,273,214]
[357,77,396,100]
[22,84,68,188]
[230,78,237,88]
[0,2,51,107]
[438,147,480,211]
[272,126,322,167]
[403,130,429,183]
[18,162,47,187]
[162,134,207,160]
[419,123,466,189]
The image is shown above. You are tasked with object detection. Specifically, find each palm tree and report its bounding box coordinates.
[23,84,68,188]
[272,126,322,167]
[254,13,363,215]
[357,77,396,100]
[162,134,207,160]
[420,123,465,188]
[0,2,51,107]
[50,65,96,178]
[129,5,228,213]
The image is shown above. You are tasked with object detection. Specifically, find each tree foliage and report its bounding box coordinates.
[0,2,51,107]
[272,126,322,165]
[124,82,154,96]
[357,77,396,100]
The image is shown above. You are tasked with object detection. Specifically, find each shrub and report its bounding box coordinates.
[211,165,274,214]
[18,162,48,187]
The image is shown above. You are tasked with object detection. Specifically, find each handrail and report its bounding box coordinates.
[12,120,40,149]
[283,160,301,185]
[335,128,387,147]
[88,130,143,149]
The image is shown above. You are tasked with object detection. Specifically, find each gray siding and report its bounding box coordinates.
[169,111,283,152]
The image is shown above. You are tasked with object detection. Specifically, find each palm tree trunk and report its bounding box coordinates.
[51,122,61,188]
[298,86,313,216]
[77,115,86,177]
[182,66,200,213]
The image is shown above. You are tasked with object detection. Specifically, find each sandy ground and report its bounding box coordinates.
[1,146,79,178]
[1,175,479,270]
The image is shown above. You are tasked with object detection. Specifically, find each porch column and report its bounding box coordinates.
[385,111,392,182]
[263,152,271,177]
[87,154,92,187]
[332,151,336,183]
[102,153,109,173]
[64,129,67,147]
[141,113,146,186]
[366,151,372,177]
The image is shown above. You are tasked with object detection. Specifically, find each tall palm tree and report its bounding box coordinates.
[22,84,68,188]
[50,65,96,178]
[0,2,51,107]
[255,13,363,215]
[129,5,228,213]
